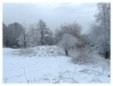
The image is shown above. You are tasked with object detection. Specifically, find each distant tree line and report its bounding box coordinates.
[3,20,55,48]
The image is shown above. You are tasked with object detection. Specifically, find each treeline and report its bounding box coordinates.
[3,20,55,48]
[3,3,110,59]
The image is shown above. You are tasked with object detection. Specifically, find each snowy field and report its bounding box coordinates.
[3,46,110,83]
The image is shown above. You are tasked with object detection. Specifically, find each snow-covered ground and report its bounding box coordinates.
[3,46,110,83]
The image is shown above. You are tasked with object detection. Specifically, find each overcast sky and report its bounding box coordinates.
[3,3,97,33]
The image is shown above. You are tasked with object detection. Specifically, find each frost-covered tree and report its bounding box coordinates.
[42,30,54,45]
[58,33,81,56]
[25,20,54,47]
[26,27,41,47]
[18,30,27,48]
[38,20,48,45]
[3,23,8,47]
[38,20,54,45]
[88,3,110,58]
[6,22,25,48]
[55,22,82,44]
[61,23,81,37]
[56,22,86,56]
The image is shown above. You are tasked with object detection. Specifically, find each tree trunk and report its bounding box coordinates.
[24,32,27,48]
[40,30,44,45]
[105,51,110,59]
[65,49,68,56]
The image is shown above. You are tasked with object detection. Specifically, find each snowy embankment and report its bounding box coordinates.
[3,46,110,83]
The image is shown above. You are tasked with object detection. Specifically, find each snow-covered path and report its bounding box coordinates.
[3,46,110,83]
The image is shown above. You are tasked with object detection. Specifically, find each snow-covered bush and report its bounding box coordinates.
[71,46,92,64]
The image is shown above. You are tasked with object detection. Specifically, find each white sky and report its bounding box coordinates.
[3,3,97,33]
